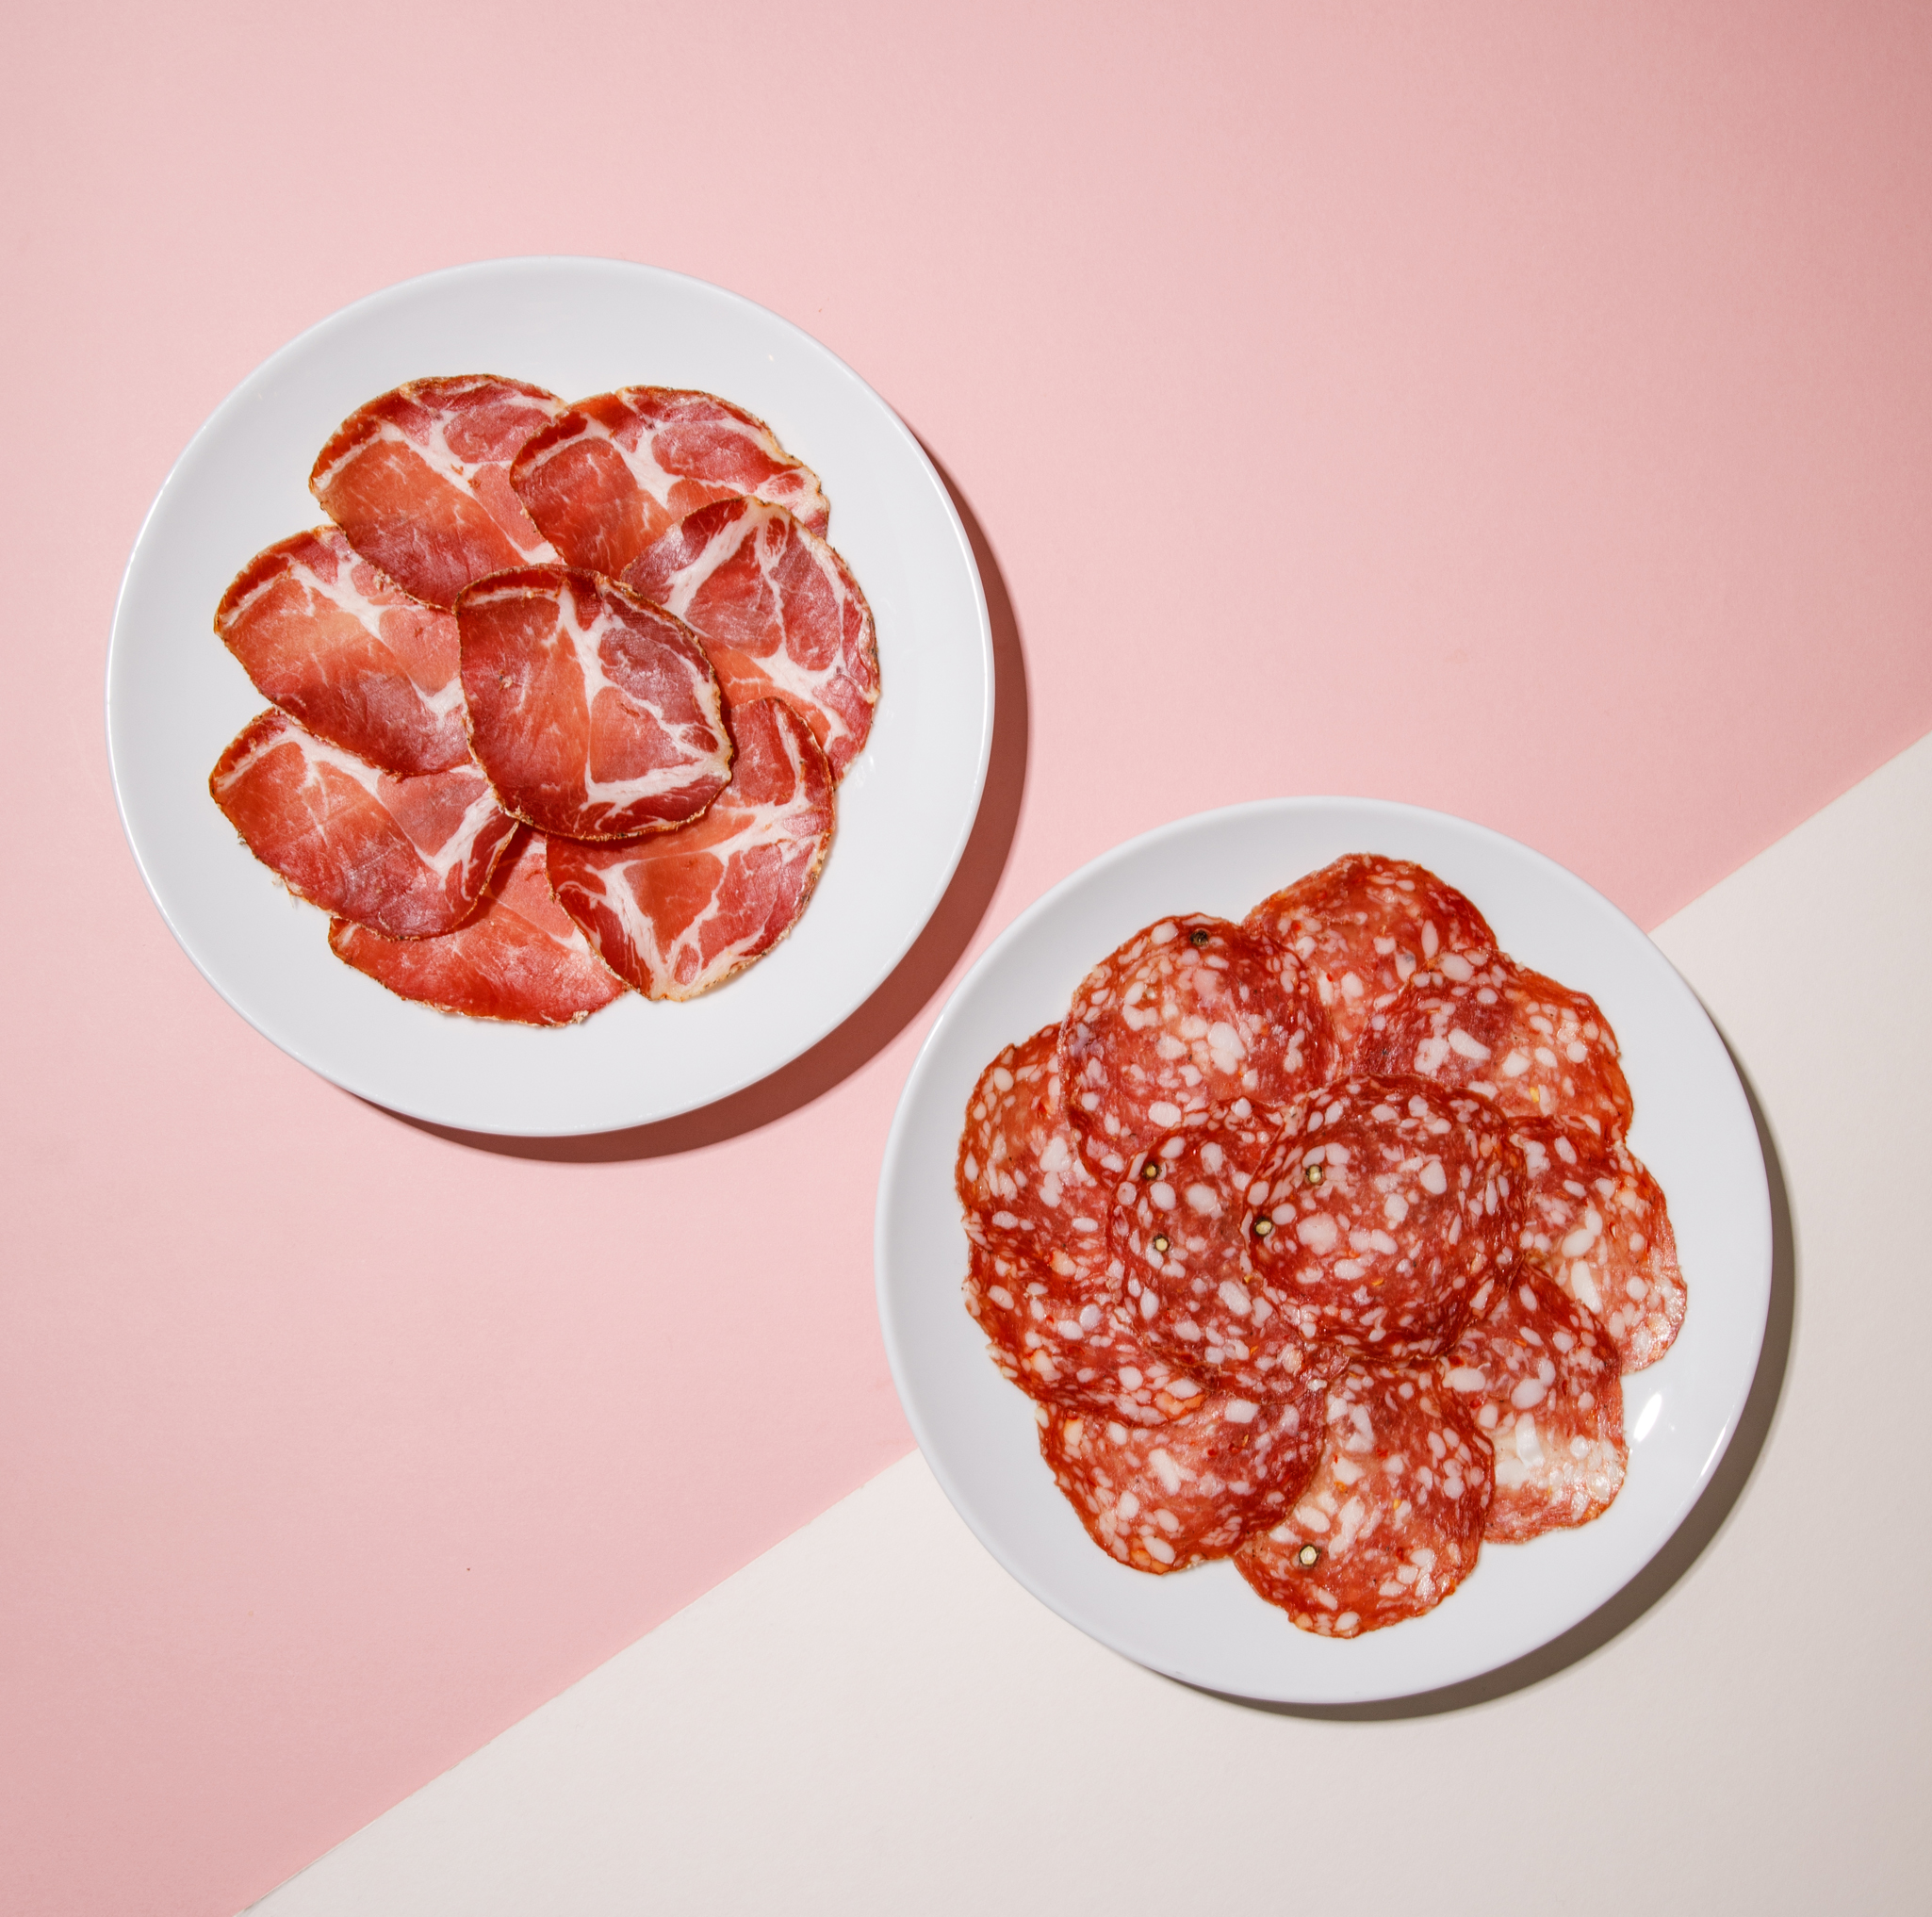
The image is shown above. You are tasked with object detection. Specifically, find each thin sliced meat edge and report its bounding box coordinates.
[329,827,628,1025]
[545,696,833,1000]
[623,497,878,778]
[210,710,516,939]
[311,375,564,610]
[215,527,468,776]
[458,566,732,842]
[511,387,830,578]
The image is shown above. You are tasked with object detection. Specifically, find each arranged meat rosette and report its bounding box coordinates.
[958,856,1685,1636]
[206,375,874,1024]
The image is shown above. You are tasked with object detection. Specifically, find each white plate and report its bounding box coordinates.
[876,798,1771,1704]
[108,258,992,1136]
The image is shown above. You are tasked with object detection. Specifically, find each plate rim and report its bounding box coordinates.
[874,792,1773,1704]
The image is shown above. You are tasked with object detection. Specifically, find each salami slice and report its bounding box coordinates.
[544,696,833,1000]
[1446,1267,1625,1541]
[210,710,516,939]
[623,498,879,778]
[329,827,627,1025]
[215,528,468,777]
[1244,854,1497,1061]
[1356,957,1633,1139]
[457,566,731,842]
[1039,1374,1330,1573]
[1514,1119,1685,1371]
[310,376,563,610]
[1244,1076,1520,1360]
[1059,915,1329,1149]
[1235,1361,1493,1635]
[510,387,830,579]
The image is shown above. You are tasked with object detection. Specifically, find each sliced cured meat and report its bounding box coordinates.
[457,567,731,842]
[1356,957,1633,1139]
[1059,914,1329,1150]
[1244,854,1497,1061]
[1108,1107,1329,1392]
[1245,1076,1520,1360]
[544,697,833,1000]
[1039,1375,1330,1573]
[510,387,830,578]
[1515,1119,1686,1371]
[329,827,627,1025]
[310,376,564,610]
[1235,1361,1493,1635]
[210,710,516,939]
[1447,1267,1625,1541]
[215,528,468,777]
[623,498,878,778]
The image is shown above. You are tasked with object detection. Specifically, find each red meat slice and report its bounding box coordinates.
[1244,1076,1521,1360]
[1514,1119,1686,1371]
[1356,957,1633,1139]
[215,528,468,777]
[1446,1267,1625,1541]
[310,376,563,610]
[1235,1361,1493,1635]
[1244,854,1497,1061]
[329,827,627,1025]
[1059,914,1330,1150]
[457,567,731,843]
[210,710,516,939]
[1039,1374,1330,1573]
[544,696,833,1000]
[510,387,830,579]
[623,498,878,778]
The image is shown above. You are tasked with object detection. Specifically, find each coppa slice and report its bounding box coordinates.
[1040,1374,1330,1573]
[1356,957,1633,1139]
[1515,1119,1685,1371]
[210,710,516,939]
[1244,854,1497,1061]
[310,376,563,610]
[458,567,732,842]
[329,827,627,1026]
[1235,1362,1494,1636]
[1245,1076,1521,1360]
[1060,914,1329,1150]
[216,528,468,777]
[511,387,830,579]
[624,498,879,778]
[545,697,832,999]
[1447,1267,1625,1542]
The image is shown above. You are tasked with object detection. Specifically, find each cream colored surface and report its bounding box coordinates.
[252,731,1932,1916]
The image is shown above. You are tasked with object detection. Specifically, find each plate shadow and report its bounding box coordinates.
[362,450,1029,1164]
[1175,1021,1797,1721]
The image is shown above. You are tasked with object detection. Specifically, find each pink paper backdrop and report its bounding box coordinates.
[5,4,1930,1911]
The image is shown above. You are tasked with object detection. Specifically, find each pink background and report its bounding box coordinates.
[5,5,1930,1911]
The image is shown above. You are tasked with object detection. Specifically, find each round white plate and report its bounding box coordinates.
[876,798,1771,1704]
[108,258,992,1136]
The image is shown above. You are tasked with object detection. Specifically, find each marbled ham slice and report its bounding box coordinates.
[310,376,564,610]
[1244,854,1498,1062]
[1235,1361,1494,1635]
[1447,1267,1625,1541]
[1514,1119,1685,1371]
[1039,1374,1330,1574]
[210,711,516,939]
[215,528,468,776]
[329,828,627,1025]
[1060,914,1330,1151]
[1358,958,1633,1138]
[510,387,830,579]
[544,697,833,1000]
[458,567,732,843]
[622,498,878,778]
